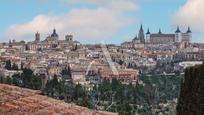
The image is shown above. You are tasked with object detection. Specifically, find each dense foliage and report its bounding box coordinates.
[0,66,182,114]
[5,60,12,70]
[4,61,19,70]
[42,75,182,114]
[0,68,42,90]
[177,64,204,115]
[42,76,93,108]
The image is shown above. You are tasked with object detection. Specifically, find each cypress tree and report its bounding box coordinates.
[177,64,204,114]
[5,60,12,70]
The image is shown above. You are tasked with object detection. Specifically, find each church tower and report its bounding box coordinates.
[158,28,162,34]
[138,25,145,44]
[35,32,40,43]
[146,28,151,43]
[186,26,192,43]
[180,26,192,49]
[9,39,12,48]
[50,28,59,48]
[175,26,181,42]
[65,35,73,42]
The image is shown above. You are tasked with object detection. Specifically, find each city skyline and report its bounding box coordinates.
[0,0,204,44]
[1,1,204,114]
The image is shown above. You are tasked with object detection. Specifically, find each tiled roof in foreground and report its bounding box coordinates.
[0,84,117,115]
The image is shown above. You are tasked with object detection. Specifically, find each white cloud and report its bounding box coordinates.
[173,0,204,32]
[8,15,62,37]
[7,8,133,42]
[6,0,139,42]
[109,0,139,11]
[66,0,139,11]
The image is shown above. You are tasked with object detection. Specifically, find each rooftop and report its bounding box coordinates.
[150,34,175,38]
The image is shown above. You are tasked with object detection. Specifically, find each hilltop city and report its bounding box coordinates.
[1,0,204,114]
[0,25,203,85]
[0,25,203,114]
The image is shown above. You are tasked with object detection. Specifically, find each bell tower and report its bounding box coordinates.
[186,26,192,43]
[175,26,181,42]
[146,28,151,43]
[138,25,145,44]
[35,32,40,43]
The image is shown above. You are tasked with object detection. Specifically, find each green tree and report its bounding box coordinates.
[74,44,78,50]
[0,76,3,83]
[21,68,42,90]
[43,75,63,98]
[5,60,12,70]
[64,82,74,102]
[117,102,134,115]
[177,64,204,115]
[62,66,72,79]
[12,63,19,70]
[21,68,33,88]
[5,77,12,85]
[31,75,42,90]
[12,74,22,86]
[118,60,124,65]
[21,62,24,70]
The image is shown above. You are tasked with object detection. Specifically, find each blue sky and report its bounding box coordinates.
[0,0,203,44]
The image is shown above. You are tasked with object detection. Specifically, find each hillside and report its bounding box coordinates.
[0,83,116,115]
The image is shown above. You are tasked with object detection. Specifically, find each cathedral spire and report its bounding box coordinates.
[51,28,59,37]
[158,28,162,34]
[9,39,12,48]
[53,28,56,34]
[138,24,145,44]
[175,26,181,33]
[146,28,151,34]
[187,26,192,33]
[35,31,40,42]
[139,24,144,33]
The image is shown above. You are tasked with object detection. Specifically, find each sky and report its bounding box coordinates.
[0,0,204,44]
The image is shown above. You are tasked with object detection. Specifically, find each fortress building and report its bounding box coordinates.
[121,25,192,49]
[145,26,192,48]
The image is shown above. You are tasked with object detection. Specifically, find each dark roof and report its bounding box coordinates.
[146,28,151,34]
[186,26,192,33]
[158,28,162,34]
[175,26,181,33]
[121,41,132,45]
[51,28,59,37]
[150,34,175,38]
[133,36,139,41]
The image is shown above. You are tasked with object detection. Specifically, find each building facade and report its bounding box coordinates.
[28,28,79,51]
[146,26,192,48]
[99,68,139,84]
[121,25,145,49]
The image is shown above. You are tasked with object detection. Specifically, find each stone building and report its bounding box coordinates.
[99,67,139,84]
[121,25,145,49]
[146,26,192,49]
[28,28,79,51]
